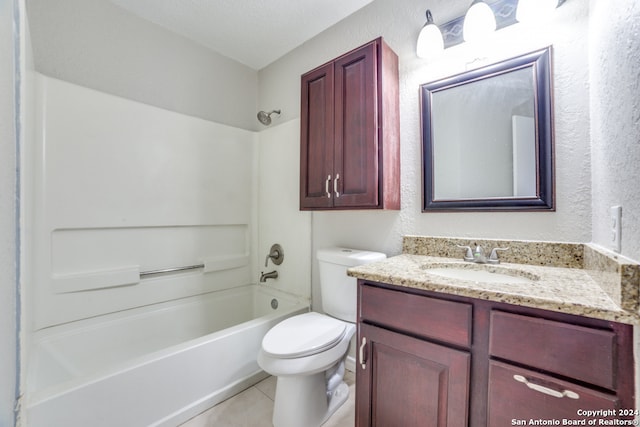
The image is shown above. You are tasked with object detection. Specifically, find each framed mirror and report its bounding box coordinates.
[420,47,554,211]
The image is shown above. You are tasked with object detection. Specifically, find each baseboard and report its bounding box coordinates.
[345,355,355,373]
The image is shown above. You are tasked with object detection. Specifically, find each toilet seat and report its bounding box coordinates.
[262,312,347,359]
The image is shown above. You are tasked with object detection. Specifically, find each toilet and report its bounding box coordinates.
[258,247,386,427]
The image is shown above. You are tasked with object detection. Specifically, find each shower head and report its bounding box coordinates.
[257,109,281,126]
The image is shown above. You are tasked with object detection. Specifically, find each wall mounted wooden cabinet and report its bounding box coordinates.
[299,37,400,210]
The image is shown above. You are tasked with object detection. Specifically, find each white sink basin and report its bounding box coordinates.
[422,263,539,284]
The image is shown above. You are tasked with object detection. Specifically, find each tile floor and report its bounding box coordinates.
[180,370,356,427]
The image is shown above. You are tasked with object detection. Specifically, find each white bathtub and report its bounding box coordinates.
[25,285,309,427]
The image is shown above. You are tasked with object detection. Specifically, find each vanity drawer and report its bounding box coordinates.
[487,361,619,425]
[359,284,472,347]
[489,311,616,389]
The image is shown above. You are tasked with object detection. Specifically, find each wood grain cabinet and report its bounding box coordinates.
[357,284,472,427]
[487,311,632,425]
[299,37,400,210]
[356,281,635,427]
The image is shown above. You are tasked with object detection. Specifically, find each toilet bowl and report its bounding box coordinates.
[258,312,355,427]
[257,247,386,427]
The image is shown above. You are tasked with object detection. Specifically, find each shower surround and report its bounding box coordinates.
[21,74,309,426]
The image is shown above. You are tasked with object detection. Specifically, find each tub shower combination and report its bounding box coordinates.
[22,75,312,426]
[24,75,310,426]
[26,284,308,426]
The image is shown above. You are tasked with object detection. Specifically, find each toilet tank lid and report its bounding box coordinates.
[316,247,386,267]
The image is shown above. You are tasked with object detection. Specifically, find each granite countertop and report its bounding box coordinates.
[347,237,640,325]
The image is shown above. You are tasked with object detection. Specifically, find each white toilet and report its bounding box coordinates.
[258,247,386,427]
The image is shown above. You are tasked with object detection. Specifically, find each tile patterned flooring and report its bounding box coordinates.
[180,371,355,427]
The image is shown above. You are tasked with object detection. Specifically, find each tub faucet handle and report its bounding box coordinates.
[264,243,284,267]
[264,253,276,267]
[264,244,284,267]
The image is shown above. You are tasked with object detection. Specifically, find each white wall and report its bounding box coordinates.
[18,7,36,426]
[257,119,312,299]
[27,0,259,131]
[258,0,593,309]
[0,0,18,422]
[30,75,259,330]
[589,0,640,263]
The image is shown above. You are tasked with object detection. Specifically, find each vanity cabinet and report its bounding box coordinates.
[299,37,400,210]
[357,284,472,427]
[487,311,626,424]
[356,281,635,427]
[358,323,470,427]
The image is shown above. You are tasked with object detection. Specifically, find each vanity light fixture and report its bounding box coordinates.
[416,0,565,58]
[416,9,444,59]
[463,0,496,42]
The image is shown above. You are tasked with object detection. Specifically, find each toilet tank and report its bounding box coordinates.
[317,247,386,323]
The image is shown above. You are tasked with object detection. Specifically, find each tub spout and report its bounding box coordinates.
[260,270,278,283]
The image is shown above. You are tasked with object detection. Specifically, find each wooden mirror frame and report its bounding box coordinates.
[420,47,554,211]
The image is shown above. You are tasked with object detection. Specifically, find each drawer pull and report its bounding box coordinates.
[359,337,367,370]
[513,375,580,400]
[334,174,340,197]
[325,175,332,198]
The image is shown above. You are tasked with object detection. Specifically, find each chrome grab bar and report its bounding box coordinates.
[140,263,204,278]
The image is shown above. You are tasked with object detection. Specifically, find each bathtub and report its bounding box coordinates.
[24,284,309,427]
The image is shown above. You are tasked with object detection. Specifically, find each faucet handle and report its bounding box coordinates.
[264,253,276,267]
[264,244,284,267]
[456,245,474,262]
[488,247,510,264]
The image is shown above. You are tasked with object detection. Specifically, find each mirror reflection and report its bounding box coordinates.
[421,47,554,211]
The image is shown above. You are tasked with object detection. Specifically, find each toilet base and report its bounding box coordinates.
[325,381,350,421]
[272,371,350,427]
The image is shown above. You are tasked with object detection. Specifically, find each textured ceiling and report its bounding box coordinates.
[108,0,375,70]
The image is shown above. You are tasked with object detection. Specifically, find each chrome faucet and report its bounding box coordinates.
[473,245,488,263]
[260,270,278,282]
[457,244,509,264]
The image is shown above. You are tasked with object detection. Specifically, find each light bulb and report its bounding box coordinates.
[463,0,496,42]
[417,10,444,59]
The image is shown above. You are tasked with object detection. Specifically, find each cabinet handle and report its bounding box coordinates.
[359,337,367,370]
[513,375,580,400]
[325,175,331,198]
[334,174,340,197]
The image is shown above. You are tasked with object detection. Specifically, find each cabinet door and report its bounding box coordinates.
[333,41,379,208]
[357,323,470,427]
[300,62,334,209]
